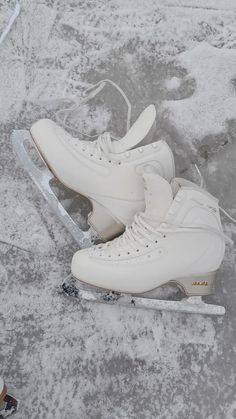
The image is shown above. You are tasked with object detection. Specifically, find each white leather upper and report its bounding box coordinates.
[31,106,175,225]
[71,173,225,293]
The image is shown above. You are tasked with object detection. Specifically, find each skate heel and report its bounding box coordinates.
[173,271,217,296]
[88,199,124,241]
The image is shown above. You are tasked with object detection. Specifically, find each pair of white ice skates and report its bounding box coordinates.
[12,98,227,315]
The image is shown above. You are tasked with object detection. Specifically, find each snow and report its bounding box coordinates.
[0,1,236,418]
[165,76,181,91]
[165,43,236,146]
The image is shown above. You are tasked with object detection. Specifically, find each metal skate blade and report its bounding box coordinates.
[11,130,97,248]
[62,276,225,316]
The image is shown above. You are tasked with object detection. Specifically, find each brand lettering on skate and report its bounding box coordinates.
[192,281,208,286]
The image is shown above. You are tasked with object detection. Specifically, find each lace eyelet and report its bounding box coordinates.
[82,149,85,152]
[127,252,130,255]
[99,157,102,160]
[90,154,93,157]
[155,240,158,243]
[146,245,149,248]
[109,160,112,163]
[118,254,121,257]
[136,249,139,252]
[118,162,121,165]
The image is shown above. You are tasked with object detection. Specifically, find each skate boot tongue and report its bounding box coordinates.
[143,173,173,227]
[112,104,156,153]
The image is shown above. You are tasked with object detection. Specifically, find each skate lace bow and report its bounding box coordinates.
[107,213,162,251]
[85,131,115,159]
[55,79,131,140]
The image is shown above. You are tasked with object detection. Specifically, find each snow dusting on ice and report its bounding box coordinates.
[165,42,236,145]
[0,1,236,418]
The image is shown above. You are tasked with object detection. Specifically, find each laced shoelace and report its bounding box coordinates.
[98,211,233,256]
[97,213,161,254]
[113,213,163,251]
[55,79,132,141]
[80,131,117,162]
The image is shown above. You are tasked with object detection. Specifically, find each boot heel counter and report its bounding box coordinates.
[88,199,125,241]
[173,271,217,296]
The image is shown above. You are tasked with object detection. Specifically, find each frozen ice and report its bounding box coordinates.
[0,1,236,418]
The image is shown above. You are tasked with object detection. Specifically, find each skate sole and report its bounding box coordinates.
[62,275,225,316]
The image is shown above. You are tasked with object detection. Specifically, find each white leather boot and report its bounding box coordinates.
[71,173,225,295]
[30,105,175,240]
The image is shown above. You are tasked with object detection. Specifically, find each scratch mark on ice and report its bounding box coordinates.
[0,3,20,46]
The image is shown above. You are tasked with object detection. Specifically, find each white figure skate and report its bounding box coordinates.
[64,173,226,315]
[12,103,174,244]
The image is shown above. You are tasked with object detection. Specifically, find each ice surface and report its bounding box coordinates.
[165,76,181,91]
[165,42,236,146]
[0,1,236,418]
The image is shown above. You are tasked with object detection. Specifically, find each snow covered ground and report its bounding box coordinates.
[0,0,236,418]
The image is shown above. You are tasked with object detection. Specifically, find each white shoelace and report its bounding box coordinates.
[99,211,233,255]
[113,213,163,250]
[97,213,162,254]
[80,131,119,162]
[55,79,132,141]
